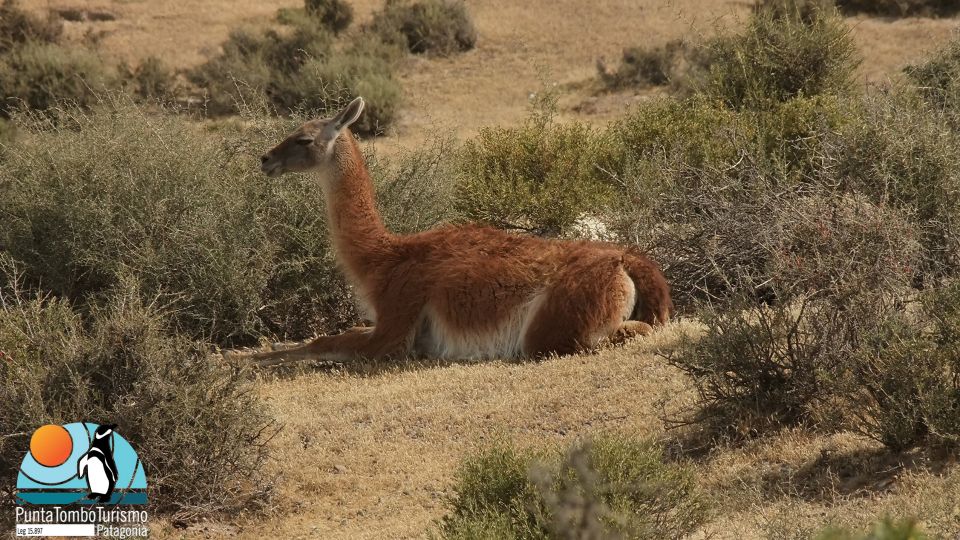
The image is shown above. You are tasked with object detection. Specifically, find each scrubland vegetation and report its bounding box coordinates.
[438,436,707,539]
[3,0,960,536]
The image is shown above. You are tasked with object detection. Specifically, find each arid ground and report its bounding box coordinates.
[18,0,960,537]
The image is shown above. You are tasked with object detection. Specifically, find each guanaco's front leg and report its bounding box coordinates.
[247,326,389,367]
[240,299,423,367]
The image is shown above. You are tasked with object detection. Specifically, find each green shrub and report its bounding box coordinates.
[608,93,851,184]
[835,0,960,16]
[0,0,62,53]
[668,296,842,438]
[699,1,858,110]
[833,92,960,281]
[277,2,353,35]
[0,264,274,519]
[598,40,687,89]
[440,444,544,539]
[189,20,401,135]
[608,96,857,305]
[841,319,936,451]
[548,437,706,539]
[438,437,707,540]
[305,0,353,33]
[188,24,332,116]
[905,36,960,125]
[836,281,960,451]
[0,41,113,116]
[0,102,351,345]
[287,50,402,135]
[121,56,178,102]
[454,106,614,236]
[664,189,920,438]
[370,0,477,56]
[664,187,951,448]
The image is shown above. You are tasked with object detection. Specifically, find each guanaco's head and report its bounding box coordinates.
[260,97,366,178]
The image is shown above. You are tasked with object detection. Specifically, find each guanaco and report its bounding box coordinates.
[247,97,673,366]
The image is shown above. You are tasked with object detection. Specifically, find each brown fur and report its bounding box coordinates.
[249,98,673,365]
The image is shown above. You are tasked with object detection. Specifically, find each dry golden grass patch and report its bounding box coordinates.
[146,317,960,538]
[151,323,695,538]
[690,430,960,538]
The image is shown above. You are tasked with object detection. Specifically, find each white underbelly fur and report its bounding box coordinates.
[415,269,637,359]
[416,293,547,360]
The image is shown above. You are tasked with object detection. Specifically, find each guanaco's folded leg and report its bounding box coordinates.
[607,320,654,346]
[241,298,424,367]
[246,327,391,367]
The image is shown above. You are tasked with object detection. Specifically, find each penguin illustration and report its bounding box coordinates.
[77,424,118,504]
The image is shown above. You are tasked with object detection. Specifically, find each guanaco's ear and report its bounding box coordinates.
[331,97,365,131]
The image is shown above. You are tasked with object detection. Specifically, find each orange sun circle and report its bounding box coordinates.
[30,425,72,467]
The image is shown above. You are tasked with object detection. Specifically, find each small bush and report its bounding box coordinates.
[699,1,858,110]
[454,104,614,236]
[287,49,402,135]
[121,56,178,102]
[598,40,687,89]
[305,0,353,33]
[816,518,928,540]
[0,41,113,116]
[0,265,274,519]
[438,437,707,540]
[607,96,743,176]
[0,0,62,53]
[905,35,960,125]
[609,96,858,305]
[668,297,843,438]
[188,24,332,116]
[835,0,960,17]
[440,444,545,539]
[0,102,350,345]
[835,281,960,451]
[663,188,921,438]
[370,0,477,56]
[190,20,401,135]
[840,319,936,451]
[833,92,960,281]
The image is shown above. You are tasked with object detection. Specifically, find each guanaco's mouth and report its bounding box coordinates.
[261,162,282,177]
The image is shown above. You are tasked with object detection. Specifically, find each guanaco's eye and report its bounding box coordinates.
[295,137,314,146]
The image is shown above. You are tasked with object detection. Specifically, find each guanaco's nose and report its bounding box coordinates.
[260,155,269,164]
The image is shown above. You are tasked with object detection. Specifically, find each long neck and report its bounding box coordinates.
[321,132,392,281]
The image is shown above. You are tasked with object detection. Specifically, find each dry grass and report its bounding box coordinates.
[149,321,960,538]
[150,325,694,538]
